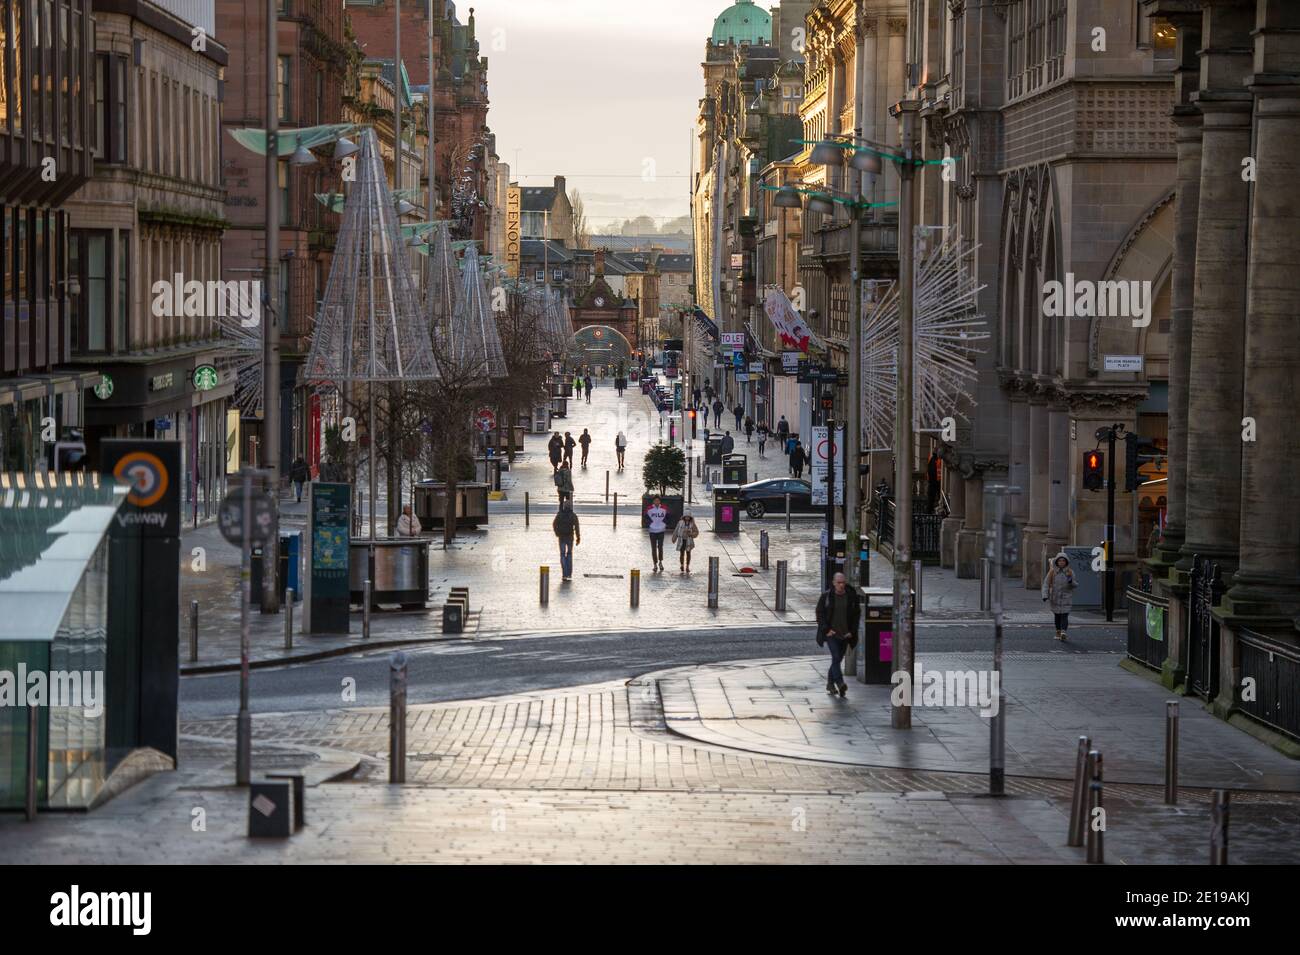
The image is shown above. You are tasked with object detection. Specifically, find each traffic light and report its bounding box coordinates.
[1124,432,1163,491]
[1083,450,1104,492]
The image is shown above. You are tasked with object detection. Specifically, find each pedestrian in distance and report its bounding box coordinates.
[289,455,309,502]
[790,441,807,478]
[646,496,670,572]
[584,374,593,401]
[711,397,724,429]
[396,503,419,537]
[704,384,714,405]
[776,415,790,448]
[756,423,768,457]
[672,511,700,573]
[816,572,860,697]
[552,499,580,581]
[548,433,563,473]
[579,428,592,468]
[692,387,701,408]
[615,431,628,471]
[573,374,582,399]
[554,462,574,504]
[733,403,743,431]
[563,431,576,468]
[721,431,735,455]
[744,415,754,444]
[1042,552,1078,641]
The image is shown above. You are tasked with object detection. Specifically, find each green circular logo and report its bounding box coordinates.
[94,375,114,400]
[193,364,219,391]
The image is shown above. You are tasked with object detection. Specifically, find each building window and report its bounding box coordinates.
[94,54,127,164]
[279,162,290,226]
[1007,0,1026,100]
[277,55,291,122]
[116,232,129,350]
[1,0,20,133]
[1047,0,1066,83]
[315,68,323,126]
[535,269,545,283]
[69,9,81,148]
[41,0,52,139]
[80,232,109,352]
[552,269,562,283]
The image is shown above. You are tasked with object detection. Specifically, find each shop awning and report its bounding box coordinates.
[692,307,719,341]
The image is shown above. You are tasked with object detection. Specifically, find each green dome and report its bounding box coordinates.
[711,0,771,47]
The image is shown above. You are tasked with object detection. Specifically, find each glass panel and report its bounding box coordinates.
[0,0,8,132]
[116,231,128,351]
[68,230,79,347]
[69,9,78,146]
[16,208,26,303]
[93,53,104,158]
[59,4,66,143]
[112,55,126,164]
[42,0,51,139]
[86,233,106,351]
[10,0,20,134]
[277,55,290,122]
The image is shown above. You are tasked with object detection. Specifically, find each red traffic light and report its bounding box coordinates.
[1083,451,1104,491]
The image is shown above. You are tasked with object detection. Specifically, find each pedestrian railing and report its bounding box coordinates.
[873,489,941,562]
[1235,627,1300,743]
[1124,586,1168,672]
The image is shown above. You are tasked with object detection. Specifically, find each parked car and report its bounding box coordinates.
[736,478,820,518]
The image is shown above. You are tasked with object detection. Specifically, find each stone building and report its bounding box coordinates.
[518,176,573,246]
[0,0,98,471]
[898,0,1177,590]
[64,0,231,522]
[1138,0,1300,750]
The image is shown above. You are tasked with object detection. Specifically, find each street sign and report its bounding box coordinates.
[782,352,800,375]
[810,425,845,506]
[219,486,275,547]
[721,331,743,354]
[1103,354,1143,372]
[474,408,497,433]
[748,361,764,374]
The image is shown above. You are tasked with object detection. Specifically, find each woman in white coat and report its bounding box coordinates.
[672,512,700,574]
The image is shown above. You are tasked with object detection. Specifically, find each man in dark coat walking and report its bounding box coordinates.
[816,572,861,696]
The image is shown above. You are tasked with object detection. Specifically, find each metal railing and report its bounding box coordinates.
[1125,587,1168,672]
[1236,628,1300,742]
[873,487,941,562]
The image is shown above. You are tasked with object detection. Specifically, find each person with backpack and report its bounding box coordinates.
[552,499,580,581]
[790,440,807,478]
[672,511,700,573]
[1042,553,1079,641]
[578,428,593,468]
[756,423,769,457]
[711,397,724,429]
[289,456,310,502]
[816,572,860,697]
[646,496,669,572]
[563,432,576,468]
[583,374,593,402]
[776,415,790,447]
[615,431,628,471]
[548,433,563,473]
[554,462,574,503]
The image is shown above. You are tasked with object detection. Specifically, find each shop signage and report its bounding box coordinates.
[94,375,114,400]
[193,364,219,391]
[782,352,800,375]
[720,331,744,354]
[149,372,175,392]
[749,362,764,374]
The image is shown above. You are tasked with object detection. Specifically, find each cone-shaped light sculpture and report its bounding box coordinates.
[442,243,508,380]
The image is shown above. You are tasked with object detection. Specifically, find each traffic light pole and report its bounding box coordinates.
[825,415,836,591]
[1106,425,1117,623]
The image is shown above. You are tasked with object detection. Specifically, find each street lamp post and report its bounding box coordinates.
[261,0,281,616]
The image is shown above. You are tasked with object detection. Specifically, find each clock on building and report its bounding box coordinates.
[594,296,606,307]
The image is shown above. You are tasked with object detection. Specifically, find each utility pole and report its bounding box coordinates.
[824,412,836,590]
[891,100,919,731]
[1103,423,1120,622]
[985,484,1019,796]
[427,0,435,225]
[845,201,862,588]
[261,0,281,615]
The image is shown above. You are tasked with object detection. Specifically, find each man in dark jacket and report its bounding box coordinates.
[563,432,576,467]
[548,433,563,473]
[733,403,744,431]
[711,397,724,429]
[578,428,592,467]
[816,573,860,696]
[721,431,735,455]
[789,440,807,478]
[552,500,581,581]
[289,456,310,502]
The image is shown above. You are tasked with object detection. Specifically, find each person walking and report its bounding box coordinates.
[646,496,669,572]
[563,431,576,468]
[744,414,754,444]
[572,374,582,400]
[733,403,743,432]
[615,430,628,471]
[672,511,700,573]
[816,572,861,696]
[776,415,790,447]
[721,431,735,456]
[552,499,580,581]
[584,374,593,400]
[711,397,724,429]
[548,432,563,473]
[396,503,419,537]
[554,462,574,504]
[756,423,768,457]
[703,384,714,406]
[692,387,701,408]
[790,440,807,478]
[578,428,592,468]
[1042,553,1078,641]
[289,455,309,502]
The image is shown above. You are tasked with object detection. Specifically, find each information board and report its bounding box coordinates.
[303,482,352,635]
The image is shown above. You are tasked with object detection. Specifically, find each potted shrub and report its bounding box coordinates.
[641,443,686,529]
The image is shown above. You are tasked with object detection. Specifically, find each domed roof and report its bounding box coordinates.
[711,0,771,47]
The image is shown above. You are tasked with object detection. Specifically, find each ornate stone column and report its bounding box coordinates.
[1022,397,1050,588]
[1006,389,1030,576]
[1177,0,1255,578]
[1225,1,1300,621]
[1045,401,1071,552]
[940,462,965,569]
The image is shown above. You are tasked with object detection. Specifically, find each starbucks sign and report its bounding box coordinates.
[94,375,114,400]
[193,364,219,391]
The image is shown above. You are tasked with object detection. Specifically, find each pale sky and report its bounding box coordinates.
[471,0,725,232]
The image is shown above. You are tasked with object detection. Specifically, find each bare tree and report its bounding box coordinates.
[570,189,591,250]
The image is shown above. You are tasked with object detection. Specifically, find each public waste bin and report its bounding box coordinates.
[713,484,742,533]
[705,433,725,466]
[251,533,300,606]
[857,586,896,684]
[722,453,747,486]
[823,531,848,589]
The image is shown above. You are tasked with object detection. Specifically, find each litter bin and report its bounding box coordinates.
[476,455,502,491]
[722,453,748,486]
[823,531,848,589]
[705,433,725,466]
[858,533,871,587]
[251,533,300,606]
[713,484,742,534]
[857,586,896,684]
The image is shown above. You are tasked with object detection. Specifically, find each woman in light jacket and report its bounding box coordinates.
[672,512,700,574]
[1042,553,1078,641]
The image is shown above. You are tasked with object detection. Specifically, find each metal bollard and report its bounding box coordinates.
[363,580,372,640]
[25,705,37,821]
[1068,736,1092,847]
[189,599,199,663]
[775,560,788,611]
[913,560,923,616]
[980,557,991,612]
[605,471,610,503]
[630,569,640,608]
[539,566,550,605]
[389,651,408,784]
[284,589,294,650]
[1210,789,1230,864]
[760,530,769,570]
[707,556,720,608]
[785,493,791,531]
[613,493,618,527]
[525,491,530,527]
[1165,701,1179,805]
[1085,750,1104,864]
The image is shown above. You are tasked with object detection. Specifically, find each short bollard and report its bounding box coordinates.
[525,491,530,527]
[539,565,550,605]
[785,493,792,531]
[284,589,294,650]
[389,651,408,784]
[1210,790,1230,864]
[913,560,923,616]
[1085,750,1105,864]
[363,579,372,640]
[760,530,770,570]
[630,569,640,608]
[1068,735,1092,847]
[613,492,618,527]
[1164,701,1179,805]
[189,599,199,663]
[707,556,720,608]
[980,558,992,612]
[775,560,788,611]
